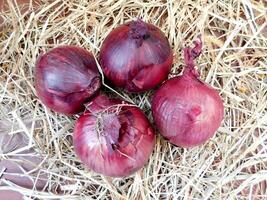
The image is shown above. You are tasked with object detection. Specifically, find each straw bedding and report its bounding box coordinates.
[0,0,266,199]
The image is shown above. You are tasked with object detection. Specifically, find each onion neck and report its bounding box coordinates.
[130,19,149,47]
[183,37,202,79]
[97,112,133,153]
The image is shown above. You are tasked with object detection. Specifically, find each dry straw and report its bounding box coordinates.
[0,0,267,199]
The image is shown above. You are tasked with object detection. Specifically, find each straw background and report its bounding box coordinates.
[0,0,267,199]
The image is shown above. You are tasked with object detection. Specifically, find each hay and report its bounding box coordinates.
[0,0,267,199]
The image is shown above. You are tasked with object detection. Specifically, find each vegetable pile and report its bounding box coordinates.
[33,19,224,177]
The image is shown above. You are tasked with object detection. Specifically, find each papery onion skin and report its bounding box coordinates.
[99,19,173,92]
[73,94,155,177]
[152,38,224,148]
[35,45,101,115]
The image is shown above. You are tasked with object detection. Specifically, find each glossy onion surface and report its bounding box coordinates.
[35,45,101,115]
[73,94,155,177]
[99,19,173,92]
[152,39,224,147]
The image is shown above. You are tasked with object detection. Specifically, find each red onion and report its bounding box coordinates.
[73,94,155,177]
[99,19,173,92]
[152,38,224,147]
[35,45,101,115]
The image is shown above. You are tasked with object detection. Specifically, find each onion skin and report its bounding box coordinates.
[152,38,224,148]
[73,94,155,177]
[99,19,173,92]
[35,46,101,115]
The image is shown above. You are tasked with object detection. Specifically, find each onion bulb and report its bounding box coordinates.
[99,19,173,92]
[152,38,224,147]
[73,94,155,177]
[35,45,101,115]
